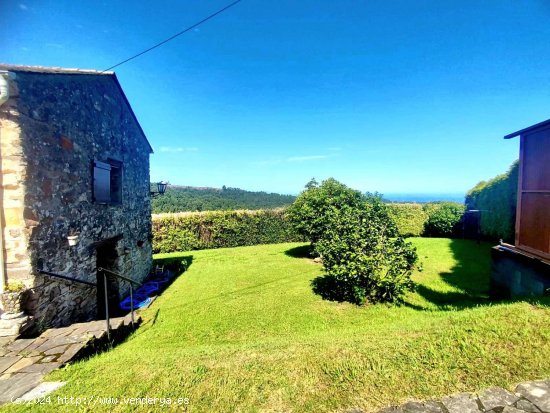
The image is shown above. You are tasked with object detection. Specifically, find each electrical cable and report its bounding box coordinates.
[102,0,242,72]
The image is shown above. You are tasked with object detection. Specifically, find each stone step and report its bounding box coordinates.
[0,312,142,405]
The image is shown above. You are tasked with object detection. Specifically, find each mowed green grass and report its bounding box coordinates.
[4,239,549,413]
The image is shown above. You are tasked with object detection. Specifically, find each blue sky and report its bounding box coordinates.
[2,1,550,195]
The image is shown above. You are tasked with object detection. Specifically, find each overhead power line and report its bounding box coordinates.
[102,0,242,72]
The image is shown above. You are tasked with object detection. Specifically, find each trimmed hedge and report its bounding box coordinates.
[152,209,303,253]
[422,202,466,237]
[465,161,518,242]
[387,202,466,237]
[387,204,428,237]
[152,202,468,254]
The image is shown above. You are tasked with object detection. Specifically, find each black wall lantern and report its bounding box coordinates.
[150,181,168,198]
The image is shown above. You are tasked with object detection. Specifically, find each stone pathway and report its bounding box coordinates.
[0,313,140,404]
[371,379,550,413]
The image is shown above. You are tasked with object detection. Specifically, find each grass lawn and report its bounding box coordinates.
[4,239,549,412]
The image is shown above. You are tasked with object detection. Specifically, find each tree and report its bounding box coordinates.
[305,178,318,190]
[288,179,417,305]
[314,195,417,304]
[286,178,364,246]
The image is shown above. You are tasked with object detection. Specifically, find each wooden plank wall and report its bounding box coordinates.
[516,127,550,259]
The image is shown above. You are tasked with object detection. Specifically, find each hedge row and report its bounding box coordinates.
[152,209,303,253]
[465,161,518,242]
[153,202,467,254]
[387,202,466,237]
[387,204,428,237]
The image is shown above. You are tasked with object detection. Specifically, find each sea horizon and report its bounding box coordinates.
[383,193,465,204]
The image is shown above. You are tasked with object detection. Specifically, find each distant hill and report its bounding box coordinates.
[151,185,296,213]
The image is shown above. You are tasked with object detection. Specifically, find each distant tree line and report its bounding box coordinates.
[151,185,296,213]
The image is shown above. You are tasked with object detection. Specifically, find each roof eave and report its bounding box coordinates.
[0,64,114,75]
[504,118,550,139]
[110,74,154,154]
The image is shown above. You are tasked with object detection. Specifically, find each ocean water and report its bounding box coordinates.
[384,193,465,204]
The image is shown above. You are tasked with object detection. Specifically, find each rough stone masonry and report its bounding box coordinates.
[0,65,153,328]
[370,379,550,413]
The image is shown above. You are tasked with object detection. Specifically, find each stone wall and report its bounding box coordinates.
[0,70,153,327]
[0,76,33,313]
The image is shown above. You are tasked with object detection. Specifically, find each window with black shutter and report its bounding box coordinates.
[109,159,122,204]
[93,159,123,205]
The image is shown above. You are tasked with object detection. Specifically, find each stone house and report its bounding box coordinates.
[0,65,154,330]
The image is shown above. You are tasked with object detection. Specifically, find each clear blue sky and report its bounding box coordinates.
[2,1,550,195]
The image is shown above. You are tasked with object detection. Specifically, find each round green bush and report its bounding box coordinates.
[286,178,365,247]
[314,196,417,305]
[289,179,417,305]
[423,202,465,237]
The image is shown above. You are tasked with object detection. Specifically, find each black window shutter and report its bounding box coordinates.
[109,159,123,204]
[93,160,111,203]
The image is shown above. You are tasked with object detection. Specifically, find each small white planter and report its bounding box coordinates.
[67,234,79,246]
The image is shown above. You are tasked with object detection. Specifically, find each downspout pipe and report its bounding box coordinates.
[0,71,11,293]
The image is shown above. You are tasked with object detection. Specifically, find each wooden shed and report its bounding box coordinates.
[504,119,550,260]
[491,119,550,298]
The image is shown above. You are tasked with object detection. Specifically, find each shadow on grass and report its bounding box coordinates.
[132,309,161,338]
[311,274,346,302]
[127,256,193,337]
[288,239,550,311]
[126,255,194,309]
[284,244,314,259]
[153,255,194,276]
[150,308,161,326]
[285,245,353,302]
[409,239,493,310]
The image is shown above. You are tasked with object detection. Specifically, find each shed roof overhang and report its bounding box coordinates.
[504,118,550,140]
